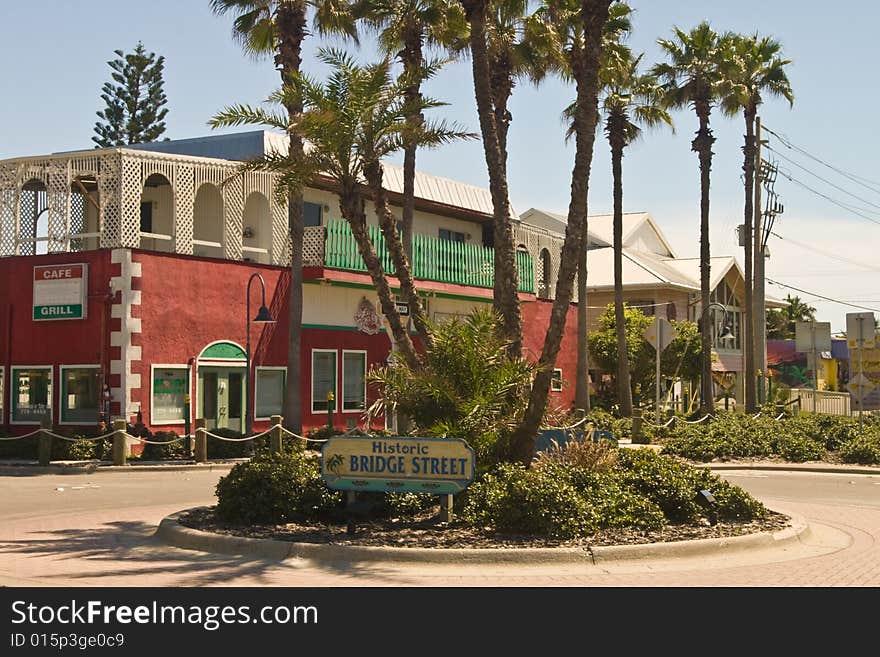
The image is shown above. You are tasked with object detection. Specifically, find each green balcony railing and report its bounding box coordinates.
[324,220,535,294]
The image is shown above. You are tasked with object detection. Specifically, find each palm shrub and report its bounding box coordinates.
[367,309,536,467]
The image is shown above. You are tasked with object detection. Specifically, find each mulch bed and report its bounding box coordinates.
[179,506,791,550]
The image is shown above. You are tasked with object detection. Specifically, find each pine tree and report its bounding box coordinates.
[93,42,169,147]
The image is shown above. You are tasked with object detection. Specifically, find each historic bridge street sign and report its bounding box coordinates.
[321,436,475,494]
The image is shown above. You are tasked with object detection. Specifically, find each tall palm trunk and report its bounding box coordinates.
[510,0,612,465]
[610,124,633,416]
[693,104,715,414]
[276,1,307,435]
[401,21,424,265]
[339,185,421,370]
[742,104,757,413]
[575,218,590,412]
[462,0,521,356]
[363,160,433,350]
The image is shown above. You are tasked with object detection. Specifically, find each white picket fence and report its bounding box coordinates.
[786,388,852,416]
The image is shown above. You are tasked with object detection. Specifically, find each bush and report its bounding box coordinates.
[462,464,597,539]
[840,432,880,464]
[532,436,618,473]
[560,467,666,531]
[616,449,706,522]
[207,427,254,459]
[141,431,188,461]
[215,452,344,525]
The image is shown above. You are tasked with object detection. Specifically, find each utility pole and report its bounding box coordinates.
[753,117,764,405]
[743,115,757,413]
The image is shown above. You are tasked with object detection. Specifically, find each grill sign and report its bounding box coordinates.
[322,436,475,494]
[33,264,87,321]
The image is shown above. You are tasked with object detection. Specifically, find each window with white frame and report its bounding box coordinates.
[152,367,188,423]
[61,366,100,424]
[342,351,367,411]
[12,367,52,424]
[312,350,337,412]
[256,368,285,419]
[551,368,564,392]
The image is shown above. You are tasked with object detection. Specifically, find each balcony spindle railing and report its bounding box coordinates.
[323,220,534,293]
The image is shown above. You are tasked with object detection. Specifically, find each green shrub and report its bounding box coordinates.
[616,449,705,522]
[215,452,344,525]
[707,480,767,520]
[206,427,254,459]
[840,433,880,464]
[773,434,825,462]
[141,431,188,461]
[561,467,666,531]
[462,464,597,539]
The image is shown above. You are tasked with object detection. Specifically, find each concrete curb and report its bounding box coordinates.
[155,507,811,565]
[706,462,880,476]
[0,460,245,475]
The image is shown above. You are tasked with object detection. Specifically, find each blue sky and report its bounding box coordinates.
[1,1,877,331]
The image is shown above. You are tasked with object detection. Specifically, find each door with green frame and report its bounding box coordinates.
[198,367,244,433]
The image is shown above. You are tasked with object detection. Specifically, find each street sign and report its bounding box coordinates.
[846,312,875,349]
[795,321,831,353]
[321,436,475,494]
[643,317,676,352]
[847,373,875,396]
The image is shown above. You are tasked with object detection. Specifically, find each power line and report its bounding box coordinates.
[765,144,880,214]
[776,169,880,226]
[763,124,880,195]
[769,230,880,273]
[766,278,880,313]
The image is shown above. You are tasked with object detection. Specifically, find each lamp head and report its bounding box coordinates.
[253,305,274,323]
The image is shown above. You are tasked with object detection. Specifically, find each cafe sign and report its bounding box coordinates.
[321,436,475,494]
[33,264,87,321]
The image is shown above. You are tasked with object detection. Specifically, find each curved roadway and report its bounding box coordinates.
[0,467,877,586]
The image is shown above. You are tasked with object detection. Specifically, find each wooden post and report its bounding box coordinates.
[112,419,127,466]
[270,415,283,455]
[439,494,454,523]
[194,418,207,463]
[631,408,648,444]
[38,417,52,466]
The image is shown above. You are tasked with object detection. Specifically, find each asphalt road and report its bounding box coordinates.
[0,467,877,586]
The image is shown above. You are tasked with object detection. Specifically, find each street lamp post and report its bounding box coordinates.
[701,301,736,411]
[246,272,275,437]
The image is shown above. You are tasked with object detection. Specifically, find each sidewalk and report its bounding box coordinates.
[0,458,247,474]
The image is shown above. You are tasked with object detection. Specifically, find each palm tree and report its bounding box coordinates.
[210,49,471,369]
[354,0,467,265]
[766,294,815,339]
[508,0,615,466]
[458,0,524,356]
[601,53,673,417]
[653,22,730,414]
[721,32,793,413]
[210,0,357,435]
[562,0,632,414]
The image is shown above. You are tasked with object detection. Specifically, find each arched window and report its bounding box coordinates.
[18,178,48,255]
[242,191,271,264]
[140,173,173,252]
[193,183,224,258]
[539,248,552,299]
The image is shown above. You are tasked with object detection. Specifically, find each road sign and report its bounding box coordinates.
[795,321,831,353]
[846,312,875,349]
[321,436,475,494]
[643,317,677,353]
[847,373,875,396]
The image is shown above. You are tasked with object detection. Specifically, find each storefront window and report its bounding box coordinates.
[256,369,285,418]
[551,369,563,392]
[12,367,52,424]
[61,367,99,423]
[152,367,188,423]
[312,351,337,412]
[342,351,367,411]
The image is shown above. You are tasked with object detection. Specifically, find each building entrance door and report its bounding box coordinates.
[198,367,245,433]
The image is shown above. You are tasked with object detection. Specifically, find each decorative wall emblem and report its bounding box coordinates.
[354,297,381,335]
